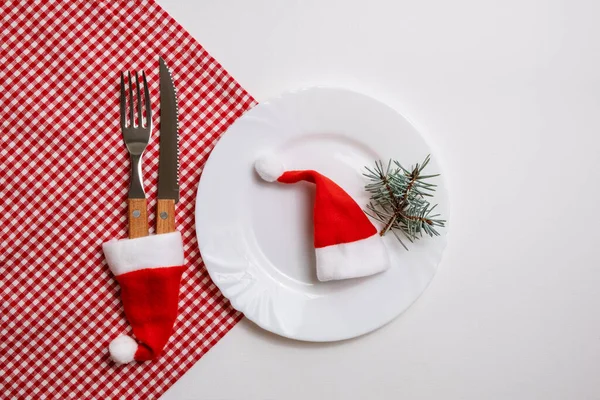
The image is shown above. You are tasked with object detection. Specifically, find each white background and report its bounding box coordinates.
[158,1,600,399]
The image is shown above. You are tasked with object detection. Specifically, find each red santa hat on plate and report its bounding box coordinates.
[255,154,391,281]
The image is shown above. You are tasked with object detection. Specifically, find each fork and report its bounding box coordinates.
[120,70,152,239]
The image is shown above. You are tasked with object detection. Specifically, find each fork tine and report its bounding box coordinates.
[142,71,151,128]
[135,71,142,127]
[128,71,134,127]
[120,71,126,128]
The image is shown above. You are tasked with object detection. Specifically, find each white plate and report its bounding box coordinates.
[195,87,449,341]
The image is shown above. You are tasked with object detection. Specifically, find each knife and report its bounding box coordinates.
[156,57,180,234]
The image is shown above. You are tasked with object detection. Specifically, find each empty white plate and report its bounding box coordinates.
[195,87,449,341]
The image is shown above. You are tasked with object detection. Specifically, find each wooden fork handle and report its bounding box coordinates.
[128,198,149,239]
[156,199,176,234]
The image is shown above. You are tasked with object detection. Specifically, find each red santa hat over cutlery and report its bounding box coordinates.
[103,232,185,364]
[255,154,390,281]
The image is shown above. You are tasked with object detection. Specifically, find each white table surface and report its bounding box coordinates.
[158,1,600,399]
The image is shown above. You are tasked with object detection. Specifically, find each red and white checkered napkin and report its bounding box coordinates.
[0,1,256,398]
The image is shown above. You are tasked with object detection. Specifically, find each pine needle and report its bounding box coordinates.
[363,155,445,249]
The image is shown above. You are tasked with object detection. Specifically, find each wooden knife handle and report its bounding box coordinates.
[128,198,149,239]
[156,199,176,234]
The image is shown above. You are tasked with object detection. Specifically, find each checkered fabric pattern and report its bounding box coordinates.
[0,1,256,398]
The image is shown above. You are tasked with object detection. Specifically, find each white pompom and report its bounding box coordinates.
[109,335,137,364]
[254,154,285,182]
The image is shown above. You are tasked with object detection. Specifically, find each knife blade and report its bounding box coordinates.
[156,57,179,234]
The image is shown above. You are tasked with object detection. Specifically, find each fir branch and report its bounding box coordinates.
[363,155,445,249]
